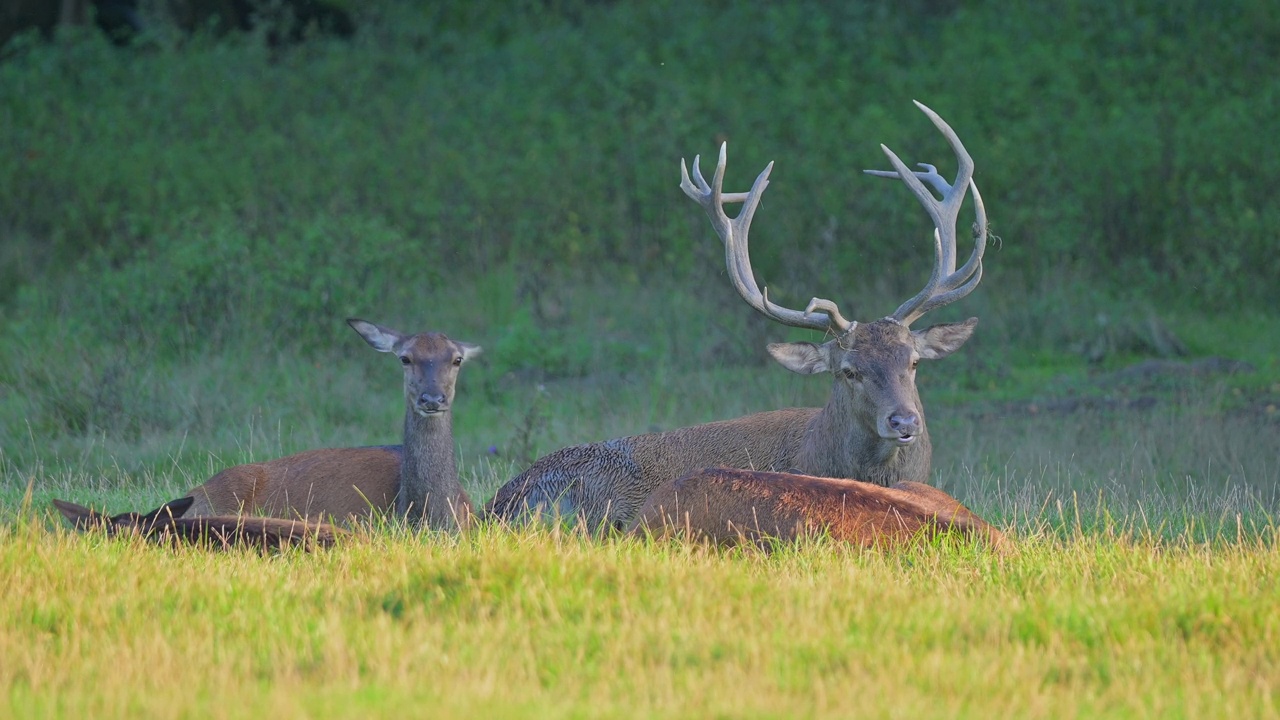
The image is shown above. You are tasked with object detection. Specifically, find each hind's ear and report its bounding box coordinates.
[348,318,405,353]
[457,342,482,363]
[163,496,196,519]
[51,499,103,531]
[139,496,195,524]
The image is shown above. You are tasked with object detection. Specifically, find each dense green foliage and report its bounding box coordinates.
[3,0,1278,457]
[3,0,1278,327]
[2,0,1278,496]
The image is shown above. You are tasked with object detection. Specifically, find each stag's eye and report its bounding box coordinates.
[400,356,411,366]
[452,356,463,366]
[910,360,920,371]
[842,368,863,382]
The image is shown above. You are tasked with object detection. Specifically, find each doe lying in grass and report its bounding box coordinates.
[51,497,346,551]
[629,468,1008,551]
[182,318,481,531]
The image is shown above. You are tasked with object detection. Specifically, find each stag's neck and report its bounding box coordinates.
[794,387,933,486]
[400,410,473,531]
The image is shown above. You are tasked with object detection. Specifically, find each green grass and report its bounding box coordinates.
[4,508,1278,719]
[4,325,1278,716]
[4,1,1280,715]
[3,241,1276,718]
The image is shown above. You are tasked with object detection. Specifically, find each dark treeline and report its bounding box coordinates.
[1,0,354,47]
[1,0,1276,356]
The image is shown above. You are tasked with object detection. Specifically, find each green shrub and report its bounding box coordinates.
[2,0,1279,461]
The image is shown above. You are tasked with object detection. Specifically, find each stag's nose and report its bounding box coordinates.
[417,392,447,414]
[888,412,920,443]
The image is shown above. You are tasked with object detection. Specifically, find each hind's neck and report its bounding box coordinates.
[400,411,473,531]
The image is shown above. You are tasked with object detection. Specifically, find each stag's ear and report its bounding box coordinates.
[912,317,978,360]
[347,318,405,353]
[767,342,831,375]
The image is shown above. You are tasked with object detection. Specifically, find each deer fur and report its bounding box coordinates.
[183,319,481,531]
[629,469,1007,551]
[52,497,345,551]
[486,318,975,531]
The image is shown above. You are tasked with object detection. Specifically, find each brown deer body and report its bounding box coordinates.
[629,469,1007,551]
[183,319,481,531]
[52,497,346,551]
[487,102,989,531]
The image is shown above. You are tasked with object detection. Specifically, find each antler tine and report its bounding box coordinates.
[909,180,988,319]
[863,101,987,326]
[681,143,851,335]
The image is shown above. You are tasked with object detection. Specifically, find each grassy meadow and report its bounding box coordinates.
[5,518,1279,718]
[3,0,1280,717]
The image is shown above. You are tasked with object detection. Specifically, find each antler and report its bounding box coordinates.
[865,101,988,327]
[680,143,854,336]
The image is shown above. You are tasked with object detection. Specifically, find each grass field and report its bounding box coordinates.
[5,497,1278,718]
[4,1,1280,716]
[3,259,1278,720]
[4,346,1279,718]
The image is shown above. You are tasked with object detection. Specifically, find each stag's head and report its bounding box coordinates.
[766,317,976,445]
[348,319,482,418]
[680,101,987,448]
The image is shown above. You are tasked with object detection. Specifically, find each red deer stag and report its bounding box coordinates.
[182,319,481,531]
[52,496,346,551]
[487,101,988,532]
[629,469,1007,552]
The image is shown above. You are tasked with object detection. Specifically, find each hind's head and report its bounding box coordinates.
[52,497,195,536]
[348,318,482,418]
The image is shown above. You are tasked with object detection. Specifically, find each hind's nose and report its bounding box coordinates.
[418,392,446,413]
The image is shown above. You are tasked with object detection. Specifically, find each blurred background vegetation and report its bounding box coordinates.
[1,0,1277,516]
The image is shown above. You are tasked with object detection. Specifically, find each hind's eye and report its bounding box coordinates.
[452,356,463,366]
[400,356,411,366]
[910,360,919,371]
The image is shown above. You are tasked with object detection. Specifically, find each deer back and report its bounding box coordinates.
[169,515,347,550]
[486,407,818,531]
[183,445,402,522]
[629,469,1007,551]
